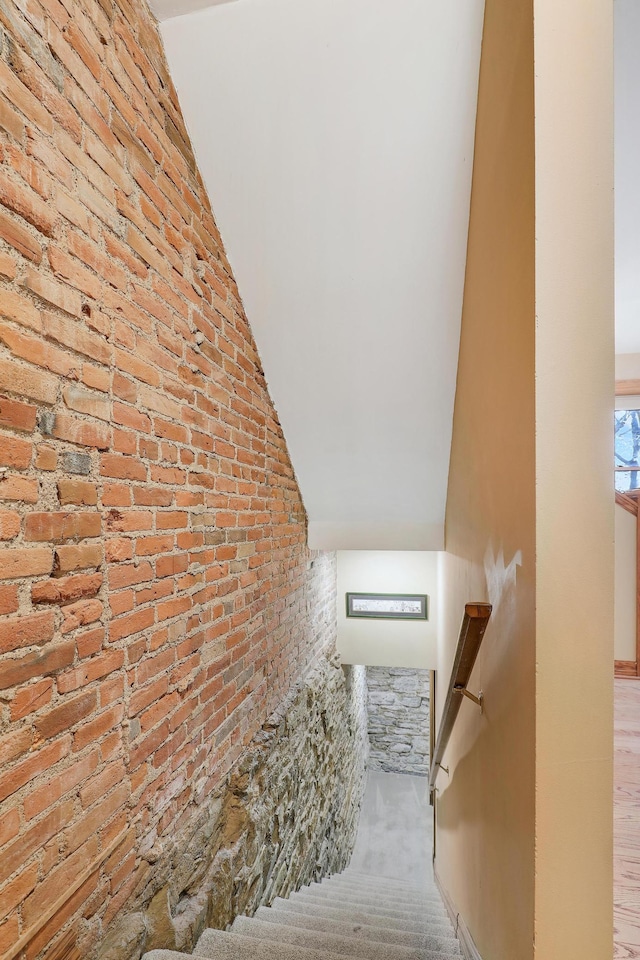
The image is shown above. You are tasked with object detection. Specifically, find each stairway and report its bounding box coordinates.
[141,865,463,960]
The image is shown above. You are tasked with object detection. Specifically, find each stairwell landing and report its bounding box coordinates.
[141,771,464,960]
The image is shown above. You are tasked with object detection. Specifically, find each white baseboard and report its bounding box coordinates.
[434,867,483,960]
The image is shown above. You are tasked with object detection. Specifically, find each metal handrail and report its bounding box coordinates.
[428,602,492,792]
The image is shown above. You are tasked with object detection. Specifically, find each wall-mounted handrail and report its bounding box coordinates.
[428,602,492,792]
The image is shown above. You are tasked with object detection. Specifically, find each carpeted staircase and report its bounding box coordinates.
[142,866,463,960]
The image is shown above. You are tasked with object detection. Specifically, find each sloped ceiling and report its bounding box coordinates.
[615,0,640,355]
[153,0,485,549]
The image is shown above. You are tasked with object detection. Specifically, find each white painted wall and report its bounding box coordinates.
[616,0,640,354]
[156,0,486,551]
[615,501,637,662]
[336,551,438,668]
[616,353,640,380]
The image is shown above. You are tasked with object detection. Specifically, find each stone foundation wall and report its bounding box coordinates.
[94,656,368,959]
[366,667,429,775]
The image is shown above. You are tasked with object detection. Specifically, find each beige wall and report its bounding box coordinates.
[336,551,438,668]
[534,0,613,955]
[434,0,536,954]
[615,503,637,662]
[435,0,614,958]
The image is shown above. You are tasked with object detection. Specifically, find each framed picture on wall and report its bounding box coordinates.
[345,593,428,621]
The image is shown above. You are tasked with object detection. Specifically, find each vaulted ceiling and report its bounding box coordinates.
[615,0,640,356]
[153,0,486,549]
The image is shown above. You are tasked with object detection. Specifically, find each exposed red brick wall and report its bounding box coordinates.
[0,0,337,955]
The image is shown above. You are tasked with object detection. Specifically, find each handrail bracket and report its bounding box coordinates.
[454,684,484,711]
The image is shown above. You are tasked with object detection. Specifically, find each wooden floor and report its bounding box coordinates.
[615,678,640,958]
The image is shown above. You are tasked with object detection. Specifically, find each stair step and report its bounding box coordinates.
[291,887,442,918]
[307,882,443,907]
[322,876,434,903]
[231,915,460,960]
[193,928,355,960]
[340,871,430,893]
[342,869,429,888]
[142,953,193,960]
[254,904,460,953]
[270,896,451,932]
[320,877,441,907]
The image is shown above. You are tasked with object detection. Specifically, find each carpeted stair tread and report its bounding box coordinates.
[291,886,443,917]
[336,871,430,891]
[317,880,440,907]
[340,871,430,892]
[253,904,460,953]
[230,915,456,960]
[321,877,435,904]
[270,896,452,932]
[193,929,361,960]
[142,953,195,960]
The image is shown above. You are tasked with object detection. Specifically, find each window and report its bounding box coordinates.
[615,408,640,491]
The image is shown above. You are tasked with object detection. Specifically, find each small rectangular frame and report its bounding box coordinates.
[345,592,428,621]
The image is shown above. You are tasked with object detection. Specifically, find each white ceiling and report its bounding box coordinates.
[616,0,640,355]
[155,0,485,549]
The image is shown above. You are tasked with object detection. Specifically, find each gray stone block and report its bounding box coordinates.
[62,450,92,475]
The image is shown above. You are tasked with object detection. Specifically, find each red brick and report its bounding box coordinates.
[0,511,20,540]
[0,289,40,332]
[105,537,134,563]
[0,436,33,470]
[156,554,189,578]
[77,625,105,659]
[108,561,153,590]
[0,738,72,805]
[58,479,97,506]
[0,395,37,433]
[25,511,101,542]
[24,749,100,820]
[0,546,52,580]
[100,453,146,481]
[49,246,102,300]
[105,509,152,532]
[0,728,32,767]
[0,610,55,654]
[60,598,103,633]
[0,473,38,502]
[55,542,102,572]
[0,639,75,691]
[0,863,38,922]
[0,169,55,237]
[0,916,19,954]
[32,572,102,605]
[0,584,19,615]
[62,384,111,421]
[0,356,57,405]
[73,702,123,752]
[0,807,20,850]
[35,444,57,470]
[10,678,54,721]
[24,268,81,316]
[52,413,110,449]
[133,487,172,506]
[35,689,97,741]
[135,534,173,556]
[0,253,17,280]
[57,648,123,694]
[157,511,188,530]
[42,310,111,365]
[22,836,100,928]
[109,607,154,643]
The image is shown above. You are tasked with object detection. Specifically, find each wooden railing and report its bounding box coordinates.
[428,602,492,792]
